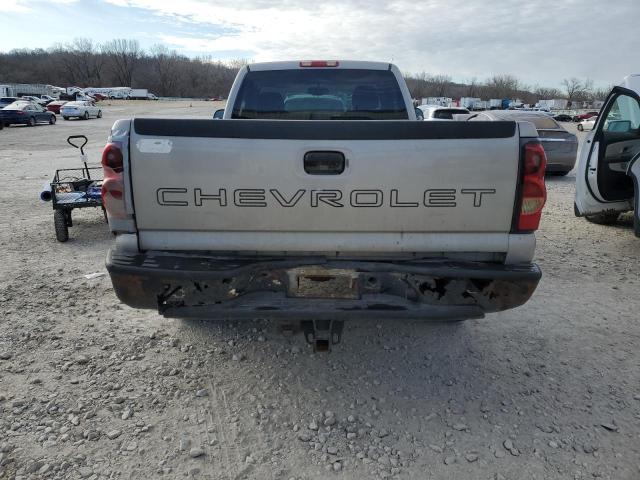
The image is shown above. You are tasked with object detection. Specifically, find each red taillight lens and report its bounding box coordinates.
[102,143,123,172]
[101,142,126,219]
[518,142,547,231]
[299,60,339,67]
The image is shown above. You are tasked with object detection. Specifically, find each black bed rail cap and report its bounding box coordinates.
[133,118,517,140]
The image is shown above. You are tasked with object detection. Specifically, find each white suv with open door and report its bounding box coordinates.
[575,74,640,236]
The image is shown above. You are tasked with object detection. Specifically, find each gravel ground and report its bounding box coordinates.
[1,101,639,480]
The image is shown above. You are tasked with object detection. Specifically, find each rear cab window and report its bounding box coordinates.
[433,108,469,120]
[232,69,408,120]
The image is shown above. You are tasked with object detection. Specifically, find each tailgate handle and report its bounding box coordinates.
[304,151,345,175]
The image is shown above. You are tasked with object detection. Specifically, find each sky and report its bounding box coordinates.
[1,0,638,89]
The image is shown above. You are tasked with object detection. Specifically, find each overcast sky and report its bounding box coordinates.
[2,0,638,88]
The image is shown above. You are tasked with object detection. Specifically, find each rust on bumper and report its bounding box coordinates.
[106,250,541,320]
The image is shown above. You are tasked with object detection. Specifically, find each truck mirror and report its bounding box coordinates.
[213,109,225,119]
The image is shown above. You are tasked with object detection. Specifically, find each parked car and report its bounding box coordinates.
[20,95,47,106]
[103,59,545,350]
[574,74,640,235]
[470,110,578,175]
[38,95,56,105]
[0,97,19,108]
[553,113,573,122]
[0,102,56,126]
[576,116,597,131]
[46,100,68,114]
[60,101,102,120]
[147,93,159,100]
[572,111,599,122]
[90,93,107,101]
[417,105,470,120]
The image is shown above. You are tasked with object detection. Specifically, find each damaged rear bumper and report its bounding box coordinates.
[106,249,541,320]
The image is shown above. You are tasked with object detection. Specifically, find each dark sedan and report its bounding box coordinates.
[0,102,57,127]
[553,113,573,122]
[469,110,578,175]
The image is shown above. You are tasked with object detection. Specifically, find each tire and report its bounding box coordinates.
[634,214,640,238]
[97,110,102,118]
[83,111,89,120]
[27,116,35,127]
[577,124,583,131]
[54,210,69,242]
[585,211,620,225]
[63,116,69,120]
[49,115,56,125]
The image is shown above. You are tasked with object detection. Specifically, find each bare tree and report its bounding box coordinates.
[534,86,563,99]
[485,74,520,98]
[102,39,141,86]
[465,77,480,97]
[562,77,593,103]
[428,74,452,97]
[149,44,182,96]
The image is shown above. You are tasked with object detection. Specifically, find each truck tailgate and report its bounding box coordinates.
[128,119,521,252]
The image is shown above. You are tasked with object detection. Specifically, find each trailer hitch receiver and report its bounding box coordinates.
[301,320,344,352]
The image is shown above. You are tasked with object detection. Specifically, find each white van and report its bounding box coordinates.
[574,74,640,236]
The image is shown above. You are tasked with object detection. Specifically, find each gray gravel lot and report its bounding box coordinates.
[0,101,639,480]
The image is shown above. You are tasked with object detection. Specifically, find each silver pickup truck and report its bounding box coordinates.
[102,60,546,349]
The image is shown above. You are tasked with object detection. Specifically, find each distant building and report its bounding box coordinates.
[421,97,452,107]
[538,99,568,110]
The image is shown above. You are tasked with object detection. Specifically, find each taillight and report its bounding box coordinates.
[102,143,123,172]
[101,142,126,219]
[518,142,547,231]
[299,60,339,67]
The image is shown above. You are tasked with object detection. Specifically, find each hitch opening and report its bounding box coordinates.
[301,320,344,352]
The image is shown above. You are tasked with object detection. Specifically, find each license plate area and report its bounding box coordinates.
[287,267,360,299]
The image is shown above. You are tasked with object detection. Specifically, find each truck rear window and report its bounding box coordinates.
[232,69,408,120]
[433,109,469,119]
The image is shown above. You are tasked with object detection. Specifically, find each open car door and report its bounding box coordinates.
[575,76,640,235]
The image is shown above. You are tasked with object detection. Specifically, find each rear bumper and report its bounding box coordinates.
[106,249,541,321]
[543,145,578,172]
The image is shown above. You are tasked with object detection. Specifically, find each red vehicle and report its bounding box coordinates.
[572,111,599,122]
[91,93,106,101]
[46,101,68,114]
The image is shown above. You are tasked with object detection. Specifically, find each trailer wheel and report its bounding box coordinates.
[54,210,69,242]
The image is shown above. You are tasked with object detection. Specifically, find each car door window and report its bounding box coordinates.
[603,94,640,132]
[597,92,640,201]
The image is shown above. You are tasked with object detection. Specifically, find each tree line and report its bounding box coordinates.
[0,39,243,98]
[0,38,611,103]
[405,73,611,105]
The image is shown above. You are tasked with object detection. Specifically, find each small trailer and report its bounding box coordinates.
[41,135,106,242]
